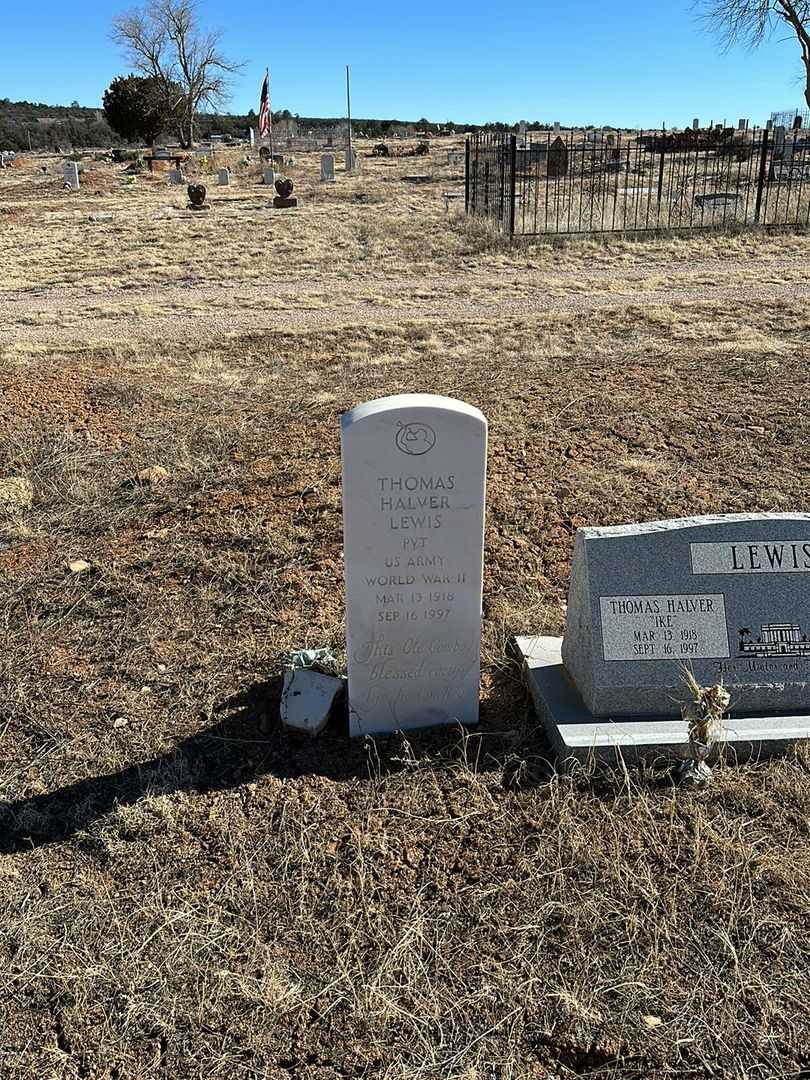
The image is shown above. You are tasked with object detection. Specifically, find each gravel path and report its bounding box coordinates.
[2,259,808,347]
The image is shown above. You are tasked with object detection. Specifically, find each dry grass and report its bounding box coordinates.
[1,141,810,1080]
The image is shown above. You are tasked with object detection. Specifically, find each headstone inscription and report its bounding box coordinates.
[518,514,810,762]
[341,395,487,736]
[63,161,80,189]
[320,153,336,182]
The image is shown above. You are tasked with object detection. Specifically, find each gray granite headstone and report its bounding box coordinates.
[320,153,336,181]
[562,514,810,718]
[63,161,80,189]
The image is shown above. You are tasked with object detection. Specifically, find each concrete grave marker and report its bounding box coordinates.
[217,167,230,185]
[263,167,276,187]
[345,146,358,172]
[320,153,336,181]
[169,168,183,185]
[518,513,810,763]
[341,395,487,736]
[63,161,80,189]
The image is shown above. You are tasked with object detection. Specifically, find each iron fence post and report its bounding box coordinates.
[657,139,666,209]
[508,134,517,236]
[754,127,770,223]
[465,138,470,213]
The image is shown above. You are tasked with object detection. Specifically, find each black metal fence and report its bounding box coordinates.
[465,128,810,236]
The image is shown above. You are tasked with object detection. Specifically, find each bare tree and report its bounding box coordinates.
[699,1,810,108]
[112,0,241,147]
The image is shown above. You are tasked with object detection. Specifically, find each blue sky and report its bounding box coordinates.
[0,0,805,126]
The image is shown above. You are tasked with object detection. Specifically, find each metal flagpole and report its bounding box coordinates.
[267,68,274,163]
[346,65,353,167]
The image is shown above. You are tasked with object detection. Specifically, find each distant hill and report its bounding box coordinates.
[0,99,116,150]
[0,97,538,151]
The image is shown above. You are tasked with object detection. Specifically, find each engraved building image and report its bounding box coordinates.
[738,623,810,658]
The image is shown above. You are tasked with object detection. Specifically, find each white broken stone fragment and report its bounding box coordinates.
[280,669,344,735]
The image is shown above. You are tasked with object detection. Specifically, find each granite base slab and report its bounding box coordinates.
[273,196,298,208]
[516,635,810,766]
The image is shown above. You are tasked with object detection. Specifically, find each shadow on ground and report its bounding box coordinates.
[0,663,555,854]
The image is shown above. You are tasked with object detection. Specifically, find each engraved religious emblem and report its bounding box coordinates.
[395,421,436,456]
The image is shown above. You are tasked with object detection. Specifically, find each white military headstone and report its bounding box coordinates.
[341,394,487,736]
[263,167,276,187]
[249,127,256,148]
[217,167,230,185]
[63,161,80,189]
[345,146,357,172]
[320,153,336,182]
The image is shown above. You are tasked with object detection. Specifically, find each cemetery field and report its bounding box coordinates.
[2,143,810,1079]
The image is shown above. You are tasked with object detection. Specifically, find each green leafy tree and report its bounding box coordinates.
[103,74,177,145]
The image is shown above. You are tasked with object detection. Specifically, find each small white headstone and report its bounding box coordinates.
[217,167,230,185]
[518,120,527,137]
[320,153,336,182]
[63,161,80,189]
[553,122,561,134]
[169,168,183,185]
[249,127,256,148]
[345,146,357,172]
[263,167,276,187]
[341,394,487,736]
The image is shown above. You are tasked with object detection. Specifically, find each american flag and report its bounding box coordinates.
[258,71,270,139]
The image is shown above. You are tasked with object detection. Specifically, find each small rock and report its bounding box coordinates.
[137,465,169,486]
[643,1015,663,1029]
[281,669,344,735]
[67,559,92,574]
[0,476,33,511]
[113,717,129,729]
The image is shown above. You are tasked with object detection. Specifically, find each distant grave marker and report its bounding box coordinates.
[63,161,80,190]
[320,153,336,182]
[547,137,568,178]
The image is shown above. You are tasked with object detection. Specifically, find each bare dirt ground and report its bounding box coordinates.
[1,141,810,1080]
